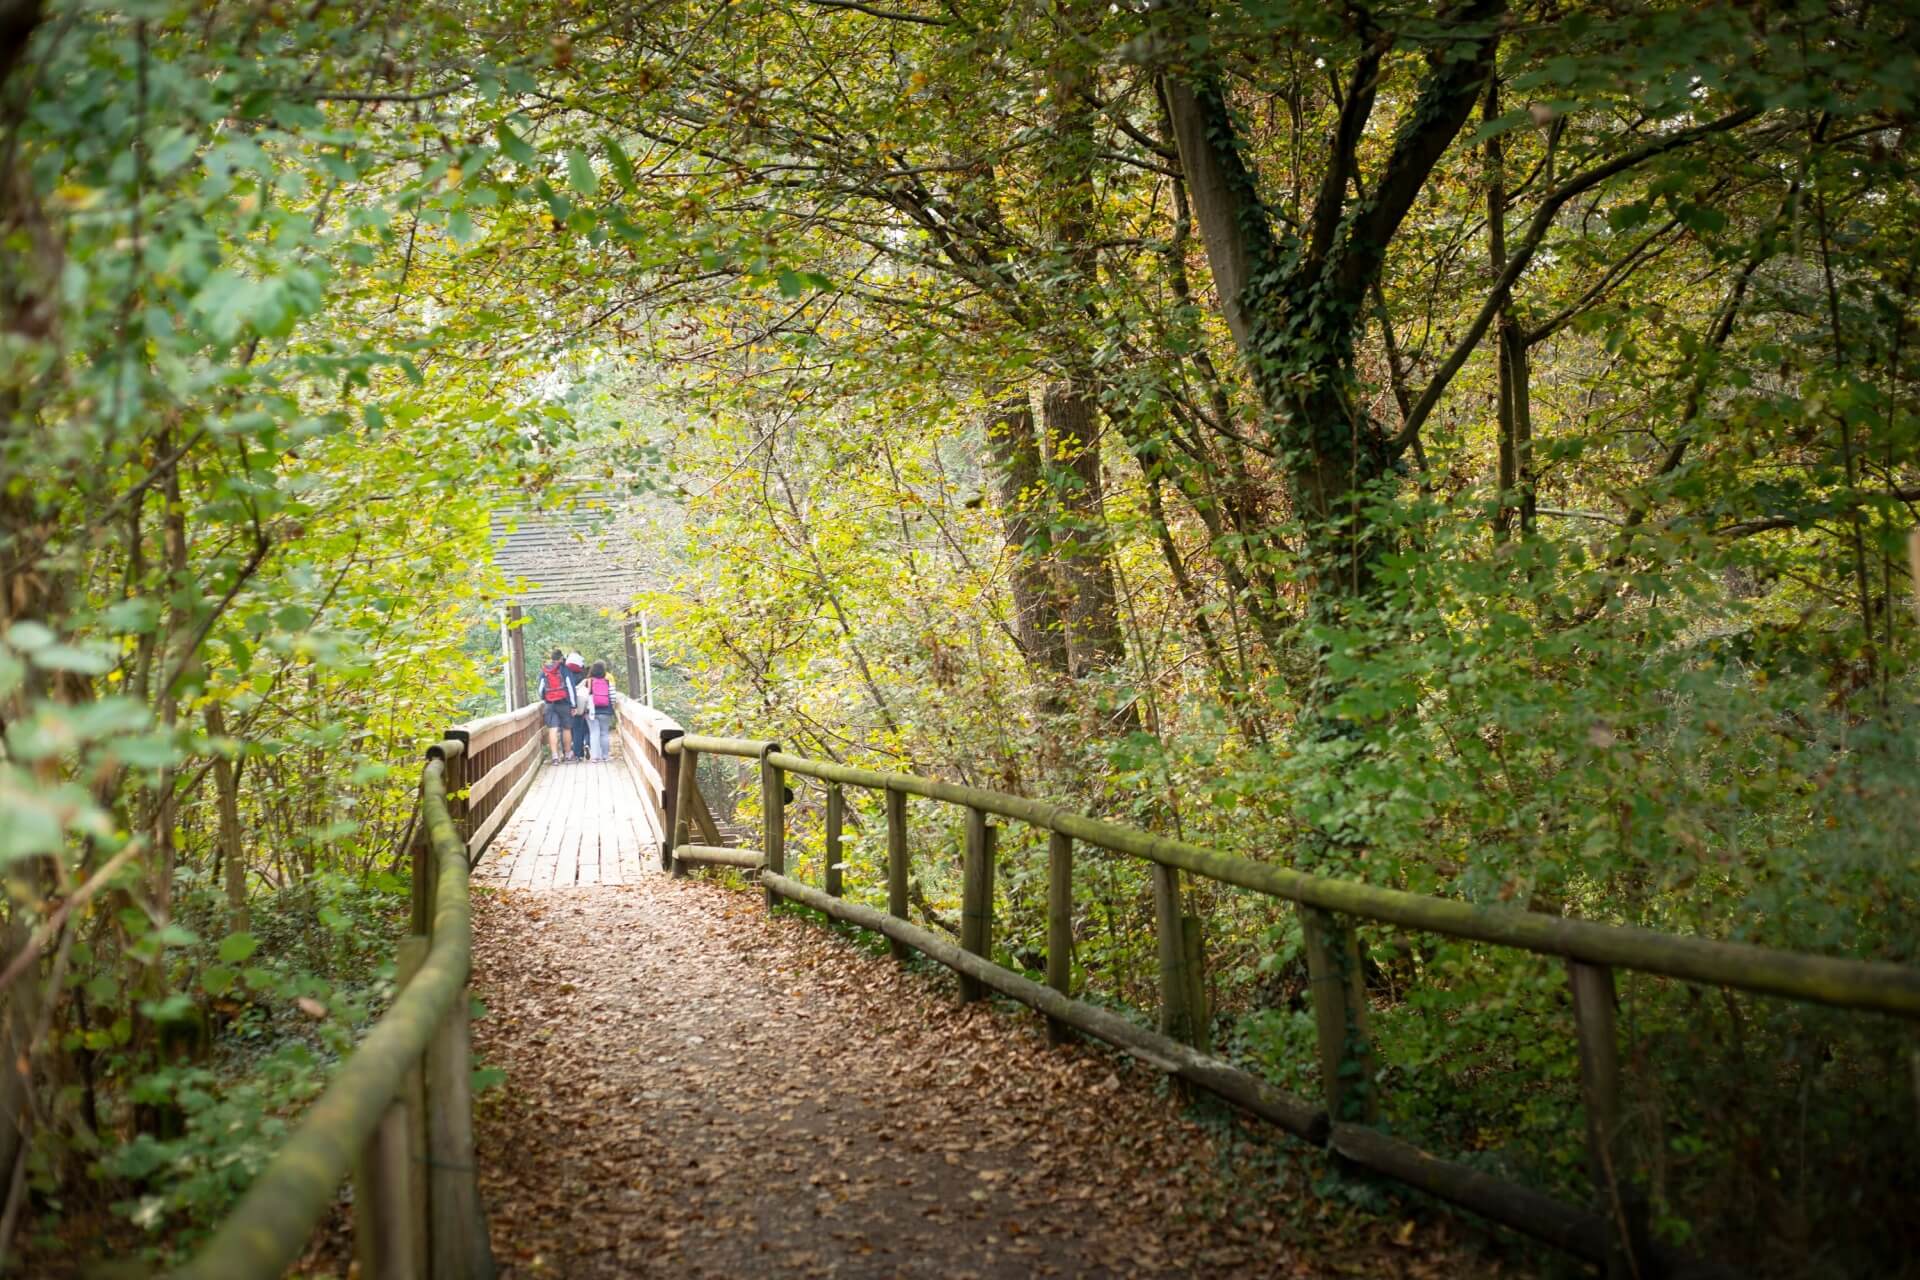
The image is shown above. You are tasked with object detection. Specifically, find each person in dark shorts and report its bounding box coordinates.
[538,649,572,762]
[565,651,590,761]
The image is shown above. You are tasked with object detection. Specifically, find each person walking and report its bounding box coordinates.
[586,661,616,761]
[537,649,572,763]
[565,651,590,762]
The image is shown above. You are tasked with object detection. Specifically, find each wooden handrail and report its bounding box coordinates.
[175,745,481,1279]
[175,709,536,1280]
[673,739,1920,1017]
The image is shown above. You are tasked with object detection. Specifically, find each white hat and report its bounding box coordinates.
[566,651,584,665]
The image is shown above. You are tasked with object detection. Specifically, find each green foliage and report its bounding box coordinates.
[8,0,1920,1272]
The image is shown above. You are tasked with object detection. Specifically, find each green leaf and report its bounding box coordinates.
[602,136,636,191]
[495,122,537,165]
[566,148,598,196]
[202,965,237,997]
[4,621,55,652]
[138,993,198,1024]
[29,644,116,675]
[152,923,200,949]
[218,932,260,964]
[0,802,62,865]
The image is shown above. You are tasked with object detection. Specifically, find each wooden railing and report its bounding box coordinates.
[173,703,545,1280]
[661,732,1920,1278]
[610,691,683,862]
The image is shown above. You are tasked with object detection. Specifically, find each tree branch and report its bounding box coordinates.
[1305,36,1386,270]
[794,0,946,25]
[1390,104,1761,456]
[1331,0,1505,300]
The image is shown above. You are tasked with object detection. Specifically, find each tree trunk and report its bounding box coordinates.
[1160,12,1501,614]
[984,394,1072,680]
[206,704,249,935]
[1486,77,1536,541]
[1041,381,1128,677]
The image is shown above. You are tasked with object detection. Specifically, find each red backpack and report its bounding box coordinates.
[540,663,568,702]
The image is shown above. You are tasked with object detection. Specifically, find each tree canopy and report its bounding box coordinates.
[3,0,1918,1271]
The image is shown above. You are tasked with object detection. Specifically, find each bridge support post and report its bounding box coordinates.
[884,788,909,962]
[824,784,844,899]
[1299,905,1375,1123]
[958,809,995,1003]
[503,605,527,712]
[1569,961,1651,1280]
[760,747,785,911]
[1046,831,1073,1045]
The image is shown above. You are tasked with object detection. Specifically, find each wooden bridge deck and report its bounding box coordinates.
[473,757,663,889]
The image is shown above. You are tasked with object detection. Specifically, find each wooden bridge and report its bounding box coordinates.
[170,696,1920,1280]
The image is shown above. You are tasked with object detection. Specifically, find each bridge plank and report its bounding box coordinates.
[468,743,664,893]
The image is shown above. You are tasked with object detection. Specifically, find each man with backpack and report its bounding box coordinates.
[538,649,573,763]
[565,651,590,762]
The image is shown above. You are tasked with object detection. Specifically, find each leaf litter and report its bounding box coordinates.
[463,877,1542,1278]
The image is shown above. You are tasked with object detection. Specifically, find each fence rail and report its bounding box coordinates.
[663,731,1920,1278]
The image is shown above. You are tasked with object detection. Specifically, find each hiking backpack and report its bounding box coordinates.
[540,663,568,702]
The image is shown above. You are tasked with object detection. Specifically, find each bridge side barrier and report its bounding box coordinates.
[175,720,526,1279]
[610,692,679,849]
[448,703,544,866]
[663,733,1918,1277]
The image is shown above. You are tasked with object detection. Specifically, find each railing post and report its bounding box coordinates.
[1299,905,1375,1122]
[425,993,494,1280]
[409,800,433,938]
[761,746,785,911]
[959,808,994,1003]
[824,782,844,899]
[1183,913,1210,1053]
[443,733,470,850]
[622,620,641,698]
[670,745,698,877]
[1151,864,1205,1049]
[885,787,909,962]
[1569,960,1650,1280]
[355,938,427,1280]
[1046,831,1073,1045]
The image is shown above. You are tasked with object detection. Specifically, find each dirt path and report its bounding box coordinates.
[468,877,1526,1278]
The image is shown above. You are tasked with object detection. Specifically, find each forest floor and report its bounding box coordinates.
[462,875,1543,1279]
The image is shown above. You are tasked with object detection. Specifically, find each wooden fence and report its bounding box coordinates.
[172,702,547,1280]
[174,700,1918,1278]
[661,732,1920,1280]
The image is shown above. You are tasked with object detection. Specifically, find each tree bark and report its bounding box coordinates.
[1486,77,1535,541]
[1041,380,1128,677]
[984,394,1071,680]
[206,704,250,935]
